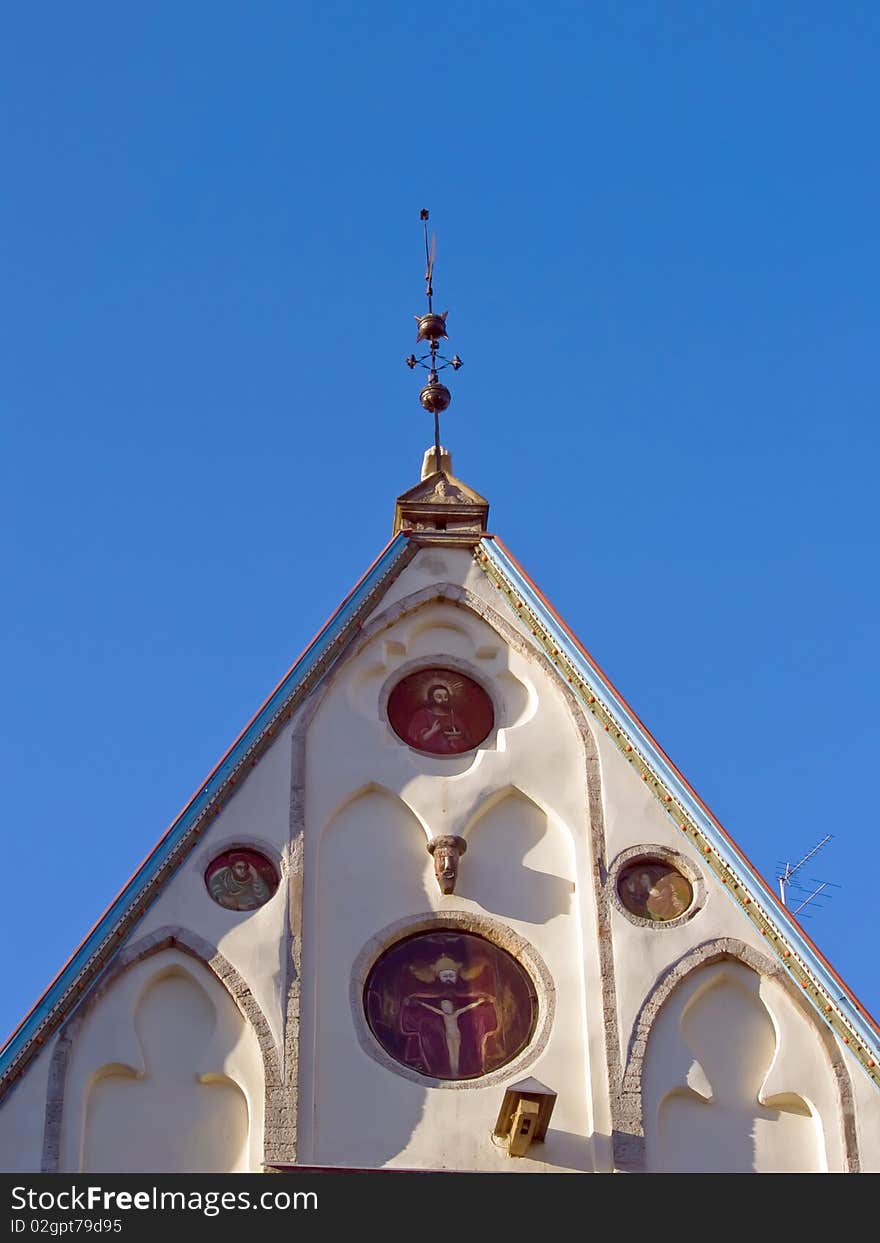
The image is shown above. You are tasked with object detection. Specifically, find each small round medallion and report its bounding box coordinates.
[387,667,494,755]
[205,849,278,911]
[617,859,693,922]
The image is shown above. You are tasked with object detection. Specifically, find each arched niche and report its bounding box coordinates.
[313,784,432,986]
[302,786,432,1166]
[342,589,538,741]
[81,967,250,1173]
[44,930,281,1173]
[458,787,575,925]
[620,942,859,1173]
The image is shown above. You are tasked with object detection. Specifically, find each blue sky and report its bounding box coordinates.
[1,2,878,1043]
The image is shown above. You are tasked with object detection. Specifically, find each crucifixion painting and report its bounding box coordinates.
[364,931,537,1080]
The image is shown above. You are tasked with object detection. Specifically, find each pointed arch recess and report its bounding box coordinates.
[318,782,431,843]
[288,581,620,1161]
[616,938,860,1173]
[464,784,552,837]
[41,927,291,1173]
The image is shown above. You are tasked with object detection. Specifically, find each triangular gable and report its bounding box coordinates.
[0,532,417,1096]
[475,535,880,1090]
[393,469,489,539]
[3,526,878,1102]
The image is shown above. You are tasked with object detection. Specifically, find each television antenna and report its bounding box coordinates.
[776,834,839,916]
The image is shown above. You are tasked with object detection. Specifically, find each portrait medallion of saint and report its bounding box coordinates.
[617,859,693,922]
[205,848,279,912]
[387,667,494,755]
[364,931,538,1081]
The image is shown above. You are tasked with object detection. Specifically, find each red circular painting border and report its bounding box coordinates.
[387,667,494,755]
[204,848,279,911]
[364,929,538,1081]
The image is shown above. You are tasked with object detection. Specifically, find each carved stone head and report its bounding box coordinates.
[427,835,468,895]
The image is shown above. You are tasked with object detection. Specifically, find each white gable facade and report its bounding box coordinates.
[1,457,877,1174]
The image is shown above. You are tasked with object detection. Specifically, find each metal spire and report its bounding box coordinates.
[405,209,462,475]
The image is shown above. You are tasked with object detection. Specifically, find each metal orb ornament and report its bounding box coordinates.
[420,379,451,414]
[407,213,462,440]
[415,312,449,343]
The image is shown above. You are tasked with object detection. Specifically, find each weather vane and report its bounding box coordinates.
[406,209,462,475]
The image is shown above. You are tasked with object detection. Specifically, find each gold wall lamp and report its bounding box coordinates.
[493,1077,557,1158]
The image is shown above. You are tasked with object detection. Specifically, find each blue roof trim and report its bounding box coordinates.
[482,538,880,1071]
[0,533,413,1081]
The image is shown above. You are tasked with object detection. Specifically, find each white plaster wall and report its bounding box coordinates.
[59,949,264,1172]
[376,546,880,1166]
[299,586,603,1171]
[365,547,542,656]
[756,971,846,1170]
[592,716,879,1163]
[133,719,294,1052]
[0,1040,53,1171]
[850,1055,880,1171]
[367,549,487,619]
[597,726,780,1061]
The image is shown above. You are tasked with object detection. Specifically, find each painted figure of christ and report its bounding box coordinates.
[399,958,500,1078]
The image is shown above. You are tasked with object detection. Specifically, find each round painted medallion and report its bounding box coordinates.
[205,848,279,911]
[617,859,693,922]
[387,667,494,755]
[364,930,538,1081]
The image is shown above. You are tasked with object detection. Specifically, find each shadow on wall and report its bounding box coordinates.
[520,1126,599,1173]
[643,963,821,1173]
[82,969,249,1173]
[458,789,573,925]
